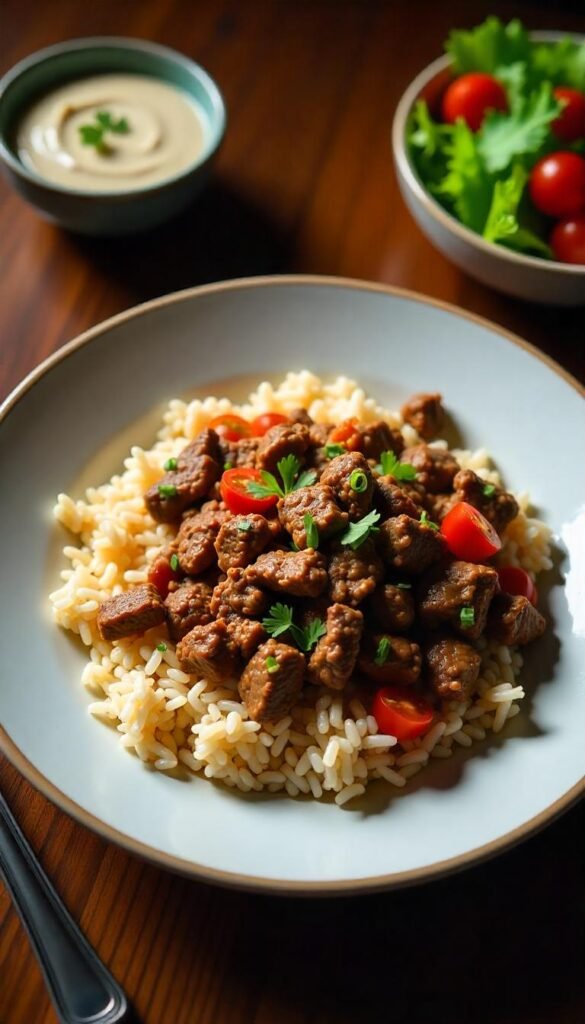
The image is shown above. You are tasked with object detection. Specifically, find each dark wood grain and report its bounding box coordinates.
[1,2,584,1022]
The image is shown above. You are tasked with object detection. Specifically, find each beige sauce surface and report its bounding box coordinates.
[17,74,208,192]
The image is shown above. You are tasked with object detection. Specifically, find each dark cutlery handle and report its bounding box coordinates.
[0,790,132,1024]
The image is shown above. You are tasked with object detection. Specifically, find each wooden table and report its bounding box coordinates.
[1,2,583,1021]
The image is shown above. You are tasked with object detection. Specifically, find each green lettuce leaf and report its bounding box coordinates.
[407,100,453,186]
[478,82,562,173]
[531,38,585,91]
[482,164,552,257]
[446,17,531,75]
[435,120,493,232]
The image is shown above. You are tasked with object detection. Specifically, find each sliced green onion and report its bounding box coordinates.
[170,553,180,572]
[156,642,167,653]
[325,443,346,459]
[164,457,178,471]
[483,484,496,497]
[265,655,280,674]
[374,637,391,666]
[396,582,412,590]
[158,483,178,498]
[460,606,475,629]
[349,469,368,493]
[420,510,439,531]
[237,520,252,532]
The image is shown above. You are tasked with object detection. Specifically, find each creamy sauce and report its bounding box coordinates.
[16,74,208,192]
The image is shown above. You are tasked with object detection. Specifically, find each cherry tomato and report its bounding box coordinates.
[529,152,585,219]
[148,555,181,599]
[497,566,538,606]
[372,686,434,742]
[552,87,585,143]
[209,414,252,443]
[329,418,361,451]
[441,73,508,132]
[441,501,502,561]
[220,467,278,515]
[251,412,288,436]
[550,215,585,265]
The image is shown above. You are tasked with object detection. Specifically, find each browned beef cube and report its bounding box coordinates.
[320,452,374,520]
[425,635,481,701]
[307,604,363,690]
[246,549,328,598]
[238,640,306,722]
[378,514,446,575]
[277,485,348,548]
[256,423,311,474]
[328,541,384,607]
[97,584,166,641]
[374,477,420,519]
[487,594,546,646]
[182,428,223,462]
[210,568,269,618]
[177,619,239,683]
[355,420,403,460]
[401,444,459,493]
[145,454,219,523]
[308,422,332,448]
[417,560,498,640]
[288,408,314,426]
[426,492,456,522]
[219,435,261,470]
[369,583,415,632]
[452,469,519,534]
[214,513,272,572]
[359,634,422,686]
[164,580,214,642]
[176,505,230,576]
[400,393,445,440]
[225,615,266,660]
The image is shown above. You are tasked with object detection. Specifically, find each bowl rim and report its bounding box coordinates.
[0,36,227,199]
[391,29,585,276]
[0,273,583,896]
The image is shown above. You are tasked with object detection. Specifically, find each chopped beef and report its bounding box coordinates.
[246,548,328,598]
[417,560,498,640]
[320,452,374,520]
[369,582,415,632]
[452,469,519,533]
[256,422,311,474]
[238,640,305,722]
[183,428,223,462]
[307,603,363,690]
[214,513,272,571]
[487,594,546,646]
[288,408,314,426]
[374,477,421,519]
[308,422,332,448]
[401,444,459,493]
[400,393,445,440]
[219,435,261,470]
[145,453,219,523]
[425,635,481,701]
[225,615,266,660]
[177,619,239,682]
[210,568,269,619]
[425,492,456,522]
[357,420,404,459]
[97,583,166,641]
[176,505,230,576]
[277,484,348,548]
[359,634,422,686]
[328,541,384,607]
[378,514,446,575]
[164,580,214,642]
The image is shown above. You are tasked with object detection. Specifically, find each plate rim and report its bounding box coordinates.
[1,273,583,895]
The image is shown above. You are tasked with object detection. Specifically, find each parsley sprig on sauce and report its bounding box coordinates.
[246,455,316,500]
[339,509,381,550]
[79,110,130,153]
[262,603,326,653]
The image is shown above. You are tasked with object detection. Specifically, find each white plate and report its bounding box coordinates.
[1,276,583,894]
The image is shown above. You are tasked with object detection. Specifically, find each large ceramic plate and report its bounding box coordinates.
[1,277,583,894]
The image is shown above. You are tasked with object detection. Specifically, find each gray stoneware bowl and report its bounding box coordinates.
[392,31,585,306]
[0,38,226,236]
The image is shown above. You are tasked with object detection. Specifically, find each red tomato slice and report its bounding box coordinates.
[372,686,434,742]
[552,88,585,143]
[329,418,361,451]
[441,73,508,132]
[148,555,181,599]
[209,414,252,443]
[251,412,288,436]
[220,468,278,515]
[497,566,538,606]
[440,501,502,561]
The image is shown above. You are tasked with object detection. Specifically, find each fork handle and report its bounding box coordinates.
[0,789,132,1024]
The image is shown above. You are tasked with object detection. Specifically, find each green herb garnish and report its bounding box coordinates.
[420,510,439,532]
[396,582,412,590]
[340,509,381,550]
[237,519,252,532]
[158,484,178,498]
[483,483,496,497]
[324,443,346,459]
[246,455,317,500]
[265,656,280,674]
[156,642,167,653]
[460,606,475,629]
[262,603,294,638]
[374,637,391,667]
[304,512,319,549]
[79,110,130,152]
[378,450,417,481]
[349,469,368,493]
[164,457,178,471]
[170,553,180,572]
[262,602,326,652]
[223,462,233,471]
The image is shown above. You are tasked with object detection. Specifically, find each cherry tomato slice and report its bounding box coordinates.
[440,501,502,562]
[497,566,538,606]
[220,468,278,515]
[329,418,361,451]
[529,152,585,219]
[550,216,585,265]
[441,73,508,132]
[209,414,252,444]
[372,686,434,742]
[552,88,585,143]
[148,555,181,599]
[251,412,288,436]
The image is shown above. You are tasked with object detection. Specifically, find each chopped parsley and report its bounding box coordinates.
[262,602,326,652]
[246,454,317,500]
[156,642,167,653]
[237,519,253,532]
[483,483,496,497]
[420,510,439,531]
[304,512,319,549]
[158,483,178,498]
[349,469,369,493]
[79,110,130,152]
[340,509,381,550]
[378,450,417,481]
[374,636,391,666]
[164,457,178,471]
[324,443,346,459]
[265,656,280,674]
[460,606,475,629]
[170,553,180,572]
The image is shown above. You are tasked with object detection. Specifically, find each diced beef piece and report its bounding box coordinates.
[425,635,481,701]
[256,422,311,474]
[265,515,286,544]
[425,492,456,522]
[288,408,314,426]
[277,485,348,548]
[97,583,166,641]
[328,541,384,607]
[399,481,429,511]
[359,634,422,686]
[164,580,214,642]
[320,452,374,520]
[400,393,445,440]
[307,604,363,690]
[401,444,459,493]
[210,568,269,618]
[219,435,261,470]
[374,477,421,519]
[176,505,230,576]
[357,420,404,459]
[308,422,332,448]
[486,594,546,646]
[246,549,328,598]
[369,583,415,633]
[417,560,498,640]
[378,514,446,575]
[145,453,219,523]
[184,428,223,462]
[177,619,239,683]
[214,513,272,572]
[452,469,519,533]
[238,640,305,722]
[225,615,267,660]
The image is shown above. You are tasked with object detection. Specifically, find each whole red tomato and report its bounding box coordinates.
[529,152,585,219]
[441,73,508,132]
[550,216,585,265]
[552,87,585,142]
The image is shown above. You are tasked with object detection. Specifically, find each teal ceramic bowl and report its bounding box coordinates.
[0,37,226,236]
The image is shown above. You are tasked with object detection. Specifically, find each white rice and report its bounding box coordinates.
[49,372,552,806]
